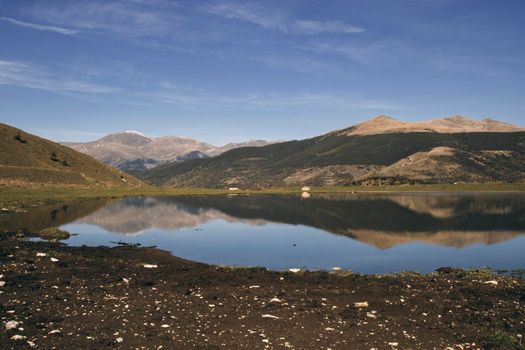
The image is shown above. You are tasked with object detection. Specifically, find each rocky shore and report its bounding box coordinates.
[0,232,524,349]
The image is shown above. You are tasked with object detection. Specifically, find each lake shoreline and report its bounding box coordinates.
[1,183,525,210]
[1,232,524,349]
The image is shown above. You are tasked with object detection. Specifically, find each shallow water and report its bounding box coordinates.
[3,193,525,273]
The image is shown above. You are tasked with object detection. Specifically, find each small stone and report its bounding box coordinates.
[484,280,498,286]
[0,281,5,287]
[36,253,46,257]
[270,298,283,303]
[116,337,124,343]
[11,335,26,340]
[161,324,170,328]
[50,258,59,262]
[27,341,36,347]
[122,278,130,284]
[354,302,369,308]
[48,329,61,334]
[289,268,301,273]
[262,314,280,319]
[366,312,377,319]
[262,339,270,343]
[143,264,158,269]
[388,342,399,347]
[5,320,19,330]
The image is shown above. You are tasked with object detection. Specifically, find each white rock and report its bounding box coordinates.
[270,298,283,303]
[11,335,26,340]
[50,258,59,262]
[248,285,260,289]
[143,264,158,269]
[262,314,280,319]
[354,301,369,308]
[5,320,19,330]
[27,341,36,347]
[0,281,5,287]
[122,278,130,284]
[48,329,61,334]
[301,191,311,198]
[484,280,498,286]
[366,312,377,318]
[262,339,270,343]
[116,337,124,343]
[289,268,301,273]
[36,253,46,257]
[388,342,399,347]
[161,324,170,328]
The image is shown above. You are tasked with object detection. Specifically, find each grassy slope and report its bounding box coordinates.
[141,131,525,187]
[0,123,141,186]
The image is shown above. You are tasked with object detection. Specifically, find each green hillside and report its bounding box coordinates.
[0,123,141,187]
[141,130,525,187]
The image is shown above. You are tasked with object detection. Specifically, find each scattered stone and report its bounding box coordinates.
[48,329,61,334]
[388,342,399,347]
[161,324,170,328]
[50,257,59,262]
[122,278,130,284]
[354,301,369,308]
[367,312,377,319]
[27,341,36,347]
[116,337,124,343]
[289,268,301,273]
[36,252,47,257]
[5,320,19,330]
[270,297,283,303]
[262,314,280,319]
[143,264,158,269]
[484,280,498,286]
[0,281,5,287]
[11,335,26,340]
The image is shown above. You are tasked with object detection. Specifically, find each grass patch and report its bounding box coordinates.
[37,227,70,241]
[480,331,524,349]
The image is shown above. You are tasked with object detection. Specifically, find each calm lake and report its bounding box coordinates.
[2,193,525,273]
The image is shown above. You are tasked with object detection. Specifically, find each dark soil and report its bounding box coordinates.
[0,233,524,349]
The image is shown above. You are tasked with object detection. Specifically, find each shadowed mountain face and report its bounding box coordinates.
[63,131,276,173]
[8,194,522,249]
[141,115,525,187]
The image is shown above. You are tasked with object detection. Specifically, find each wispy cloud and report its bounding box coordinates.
[205,2,364,34]
[0,60,119,94]
[0,16,78,35]
[26,1,174,37]
[144,84,395,110]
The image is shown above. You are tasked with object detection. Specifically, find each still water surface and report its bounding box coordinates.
[2,193,525,273]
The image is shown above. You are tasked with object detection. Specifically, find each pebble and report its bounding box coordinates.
[143,264,158,269]
[366,312,377,319]
[49,329,61,334]
[0,281,5,287]
[11,335,26,340]
[27,341,36,347]
[354,301,369,308]
[484,280,498,286]
[116,337,124,343]
[36,252,47,257]
[270,298,283,303]
[262,314,280,319]
[161,324,170,328]
[5,320,19,330]
[388,342,399,347]
[289,268,301,273]
[50,258,59,262]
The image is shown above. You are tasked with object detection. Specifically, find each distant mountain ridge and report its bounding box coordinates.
[140,115,525,187]
[63,132,277,173]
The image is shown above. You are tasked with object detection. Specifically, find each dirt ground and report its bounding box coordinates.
[0,232,524,349]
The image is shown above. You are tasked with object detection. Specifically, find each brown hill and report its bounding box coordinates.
[0,123,141,187]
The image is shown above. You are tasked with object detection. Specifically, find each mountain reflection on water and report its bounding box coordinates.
[3,193,525,272]
[65,193,525,248]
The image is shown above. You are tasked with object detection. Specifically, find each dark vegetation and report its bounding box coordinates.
[141,131,525,187]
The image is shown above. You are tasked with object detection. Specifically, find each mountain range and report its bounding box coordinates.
[139,115,525,187]
[63,131,277,174]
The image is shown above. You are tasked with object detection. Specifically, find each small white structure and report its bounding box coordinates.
[228,187,240,191]
[301,186,310,191]
[301,191,311,198]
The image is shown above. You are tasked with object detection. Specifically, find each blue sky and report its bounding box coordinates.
[1,0,524,145]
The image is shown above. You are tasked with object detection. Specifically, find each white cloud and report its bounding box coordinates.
[205,2,364,35]
[26,1,174,37]
[0,60,119,94]
[0,16,78,35]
